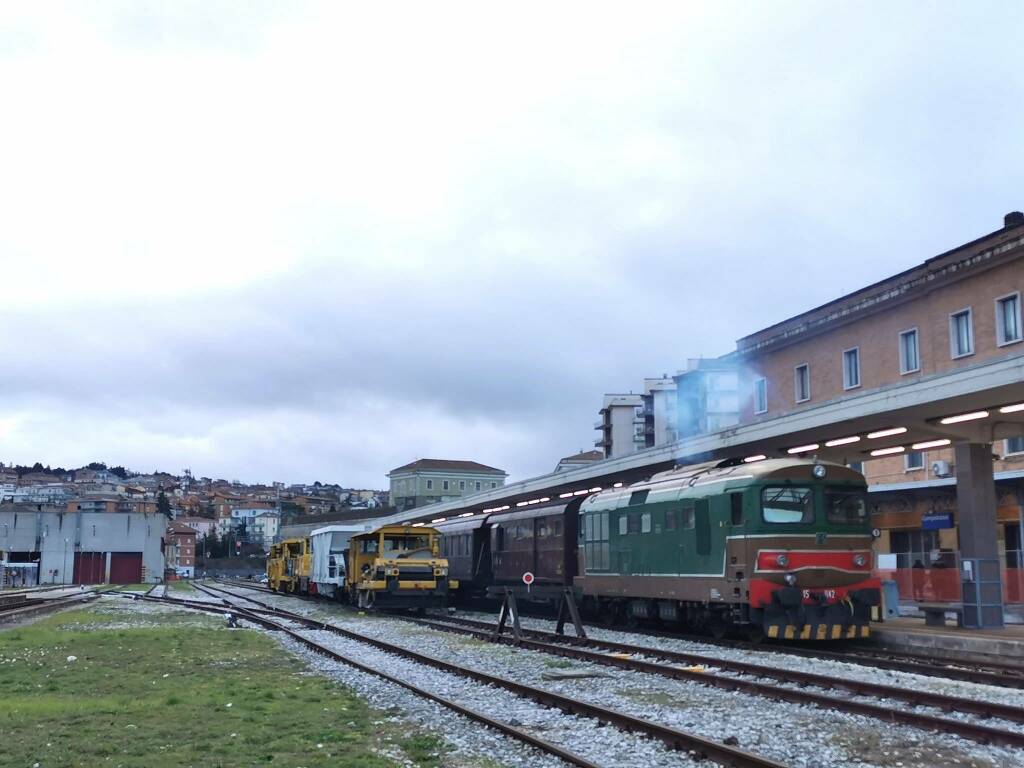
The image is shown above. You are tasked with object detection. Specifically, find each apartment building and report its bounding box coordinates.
[673,359,739,439]
[388,459,507,512]
[165,521,197,578]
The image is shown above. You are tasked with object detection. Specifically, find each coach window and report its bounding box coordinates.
[665,509,677,530]
[641,512,652,533]
[618,514,628,535]
[730,493,744,526]
[680,506,696,529]
[761,487,814,524]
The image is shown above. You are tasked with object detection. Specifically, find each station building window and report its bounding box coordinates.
[442,480,449,491]
[899,328,920,374]
[996,292,1022,346]
[794,364,811,403]
[843,347,861,390]
[490,482,497,489]
[753,377,768,414]
[475,481,481,490]
[949,308,974,358]
[848,461,864,474]
[904,451,924,471]
[1006,436,1024,456]
[426,479,433,490]
[459,480,466,490]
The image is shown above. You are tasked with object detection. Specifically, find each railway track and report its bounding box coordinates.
[218,578,1024,689]
[205,581,1024,751]
[191,581,790,768]
[0,591,98,622]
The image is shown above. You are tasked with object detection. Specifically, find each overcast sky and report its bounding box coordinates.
[1,3,1022,487]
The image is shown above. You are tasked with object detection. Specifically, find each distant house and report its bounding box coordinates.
[387,459,507,513]
[553,450,604,473]
[165,521,198,578]
[176,516,216,539]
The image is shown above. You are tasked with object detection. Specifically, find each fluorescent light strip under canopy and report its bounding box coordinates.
[867,427,907,439]
[744,454,767,463]
[825,436,860,447]
[939,410,989,425]
[999,402,1024,414]
[912,439,951,450]
[787,444,819,454]
[871,446,905,456]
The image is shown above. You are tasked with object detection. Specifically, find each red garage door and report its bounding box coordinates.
[73,552,106,585]
[109,552,143,584]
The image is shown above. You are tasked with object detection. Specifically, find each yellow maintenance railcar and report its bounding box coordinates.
[267,537,311,593]
[347,525,455,609]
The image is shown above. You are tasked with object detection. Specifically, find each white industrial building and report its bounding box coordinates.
[0,505,164,584]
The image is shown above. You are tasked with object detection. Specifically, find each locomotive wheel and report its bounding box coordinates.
[745,625,765,644]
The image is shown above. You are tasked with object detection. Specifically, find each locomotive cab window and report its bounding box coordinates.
[761,486,814,524]
[826,489,868,525]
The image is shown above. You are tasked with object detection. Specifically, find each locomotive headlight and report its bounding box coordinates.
[853,554,867,567]
[812,464,827,479]
[784,574,797,586]
[776,554,789,567]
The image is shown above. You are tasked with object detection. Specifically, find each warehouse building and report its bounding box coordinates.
[0,504,164,584]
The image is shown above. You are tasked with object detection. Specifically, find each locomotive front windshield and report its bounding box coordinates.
[825,489,869,524]
[761,486,814,523]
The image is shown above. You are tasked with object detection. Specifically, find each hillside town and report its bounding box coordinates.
[0,461,389,584]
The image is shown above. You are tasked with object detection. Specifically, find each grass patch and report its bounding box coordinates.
[117,583,153,592]
[0,602,401,767]
[397,732,448,768]
[167,581,198,594]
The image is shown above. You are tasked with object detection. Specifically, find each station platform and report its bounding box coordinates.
[870,616,1024,665]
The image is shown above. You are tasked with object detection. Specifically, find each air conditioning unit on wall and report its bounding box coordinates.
[931,460,953,478]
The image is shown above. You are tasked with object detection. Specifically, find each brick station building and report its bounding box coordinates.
[730,211,1024,599]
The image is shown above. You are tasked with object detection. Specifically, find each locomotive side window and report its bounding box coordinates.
[584,512,610,570]
[619,515,628,535]
[641,512,652,533]
[665,509,677,530]
[680,506,696,529]
[761,486,814,523]
[627,513,641,534]
[826,489,868,524]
